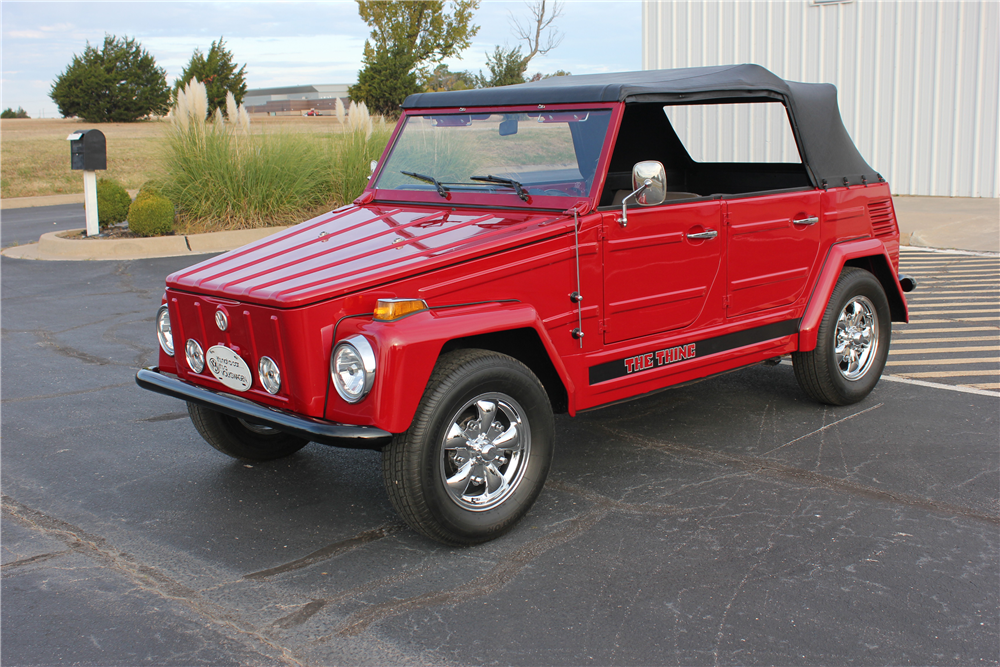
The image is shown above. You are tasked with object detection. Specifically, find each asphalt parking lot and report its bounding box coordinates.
[2,253,998,666]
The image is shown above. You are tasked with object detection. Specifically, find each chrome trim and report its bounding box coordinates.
[258,355,281,395]
[440,393,531,512]
[330,335,377,403]
[135,367,392,449]
[215,309,228,331]
[156,305,174,356]
[793,216,819,226]
[686,229,718,240]
[835,295,879,381]
[185,339,205,373]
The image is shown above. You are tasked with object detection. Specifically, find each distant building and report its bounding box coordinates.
[243,84,351,116]
[642,0,999,198]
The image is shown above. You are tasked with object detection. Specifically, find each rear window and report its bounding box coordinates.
[663,102,802,164]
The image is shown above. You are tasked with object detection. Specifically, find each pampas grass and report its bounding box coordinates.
[160,80,391,230]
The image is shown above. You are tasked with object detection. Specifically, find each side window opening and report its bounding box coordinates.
[599,100,811,207]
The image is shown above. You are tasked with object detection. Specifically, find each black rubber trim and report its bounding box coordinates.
[136,367,393,449]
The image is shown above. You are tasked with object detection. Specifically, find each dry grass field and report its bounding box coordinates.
[0,116,349,200]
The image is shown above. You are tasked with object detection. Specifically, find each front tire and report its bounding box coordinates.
[793,267,891,405]
[382,349,554,546]
[187,403,309,461]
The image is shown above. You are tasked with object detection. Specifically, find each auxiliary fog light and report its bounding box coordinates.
[185,339,205,373]
[258,356,281,395]
[156,305,174,356]
[331,335,376,403]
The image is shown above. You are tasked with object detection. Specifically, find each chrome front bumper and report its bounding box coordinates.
[135,367,393,450]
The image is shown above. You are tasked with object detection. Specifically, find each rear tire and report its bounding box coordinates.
[187,403,309,461]
[382,349,554,546]
[793,267,891,405]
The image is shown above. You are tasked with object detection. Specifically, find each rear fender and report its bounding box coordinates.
[336,302,573,434]
[799,238,909,352]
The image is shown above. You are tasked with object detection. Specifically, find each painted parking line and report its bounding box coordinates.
[889,248,1000,388]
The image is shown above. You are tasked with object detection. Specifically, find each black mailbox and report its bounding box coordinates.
[69,129,107,171]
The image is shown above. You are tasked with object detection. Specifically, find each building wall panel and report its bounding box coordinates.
[642,0,999,197]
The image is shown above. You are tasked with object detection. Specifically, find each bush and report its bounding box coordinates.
[128,193,174,236]
[96,178,131,228]
[1,107,29,119]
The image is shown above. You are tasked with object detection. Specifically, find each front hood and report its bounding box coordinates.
[167,204,570,308]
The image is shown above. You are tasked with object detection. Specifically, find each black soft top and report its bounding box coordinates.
[403,64,877,189]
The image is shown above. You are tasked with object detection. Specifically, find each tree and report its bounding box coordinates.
[510,0,563,69]
[49,34,170,122]
[475,46,528,88]
[422,64,476,92]
[349,0,480,115]
[174,37,247,116]
[1,107,30,119]
[350,48,422,117]
[474,0,564,89]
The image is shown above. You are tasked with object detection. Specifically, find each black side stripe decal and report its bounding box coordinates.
[588,319,800,385]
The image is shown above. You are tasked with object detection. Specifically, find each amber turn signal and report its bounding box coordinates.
[373,298,428,321]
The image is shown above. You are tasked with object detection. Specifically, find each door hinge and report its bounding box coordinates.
[595,225,605,242]
[722,295,730,310]
[598,319,608,333]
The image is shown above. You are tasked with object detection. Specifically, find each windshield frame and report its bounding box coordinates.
[368,102,622,211]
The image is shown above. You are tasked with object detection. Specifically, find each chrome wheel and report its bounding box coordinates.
[834,295,879,381]
[440,393,530,512]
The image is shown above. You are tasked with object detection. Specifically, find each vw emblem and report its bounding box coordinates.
[215,310,228,331]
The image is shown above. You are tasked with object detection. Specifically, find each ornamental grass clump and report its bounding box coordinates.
[330,100,392,205]
[160,78,330,230]
[96,177,131,229]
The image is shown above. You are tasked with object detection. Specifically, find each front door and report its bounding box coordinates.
[602,200,724,345]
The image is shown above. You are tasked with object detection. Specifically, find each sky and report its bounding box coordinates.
[0,0,643,118]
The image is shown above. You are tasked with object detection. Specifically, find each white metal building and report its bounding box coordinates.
[642,0,999,198]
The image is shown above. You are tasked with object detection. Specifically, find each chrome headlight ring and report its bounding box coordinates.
[258,356,281,395]
[185,339,205,373]
[156,305,174,356]
[330,335,376,403]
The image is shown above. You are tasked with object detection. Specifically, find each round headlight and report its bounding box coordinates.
[258,356,281,395]
[185,339,204,373]
[156,305,174,356]
[331,335,376,403]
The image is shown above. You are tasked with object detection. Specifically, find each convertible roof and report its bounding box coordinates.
[402,64,878,188]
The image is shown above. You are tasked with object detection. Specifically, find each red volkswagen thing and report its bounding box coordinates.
[138,65,915,545]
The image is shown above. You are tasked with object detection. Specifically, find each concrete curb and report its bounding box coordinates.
[1,190,140,210]
[1,226,289,261]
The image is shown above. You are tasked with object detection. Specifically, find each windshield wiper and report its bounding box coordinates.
[401,171,450,199]
[470,175,529,202]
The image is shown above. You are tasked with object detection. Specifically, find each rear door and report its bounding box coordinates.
[725,191,822,318]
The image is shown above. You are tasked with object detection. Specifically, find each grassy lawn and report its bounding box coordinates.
[1,116,350,200]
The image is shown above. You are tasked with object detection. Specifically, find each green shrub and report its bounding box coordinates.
[128,193,174,237]
[96,178,131,229]
[1,107,29,119]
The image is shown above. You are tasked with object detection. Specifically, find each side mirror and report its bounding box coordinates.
[620,160,666,227]
[368,160,378,181]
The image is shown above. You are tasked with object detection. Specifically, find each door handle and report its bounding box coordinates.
[793,216,819,226]
[687,229,718,240]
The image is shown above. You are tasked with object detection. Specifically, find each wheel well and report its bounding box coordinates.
[440,328,569,413]
[843,256,907,321]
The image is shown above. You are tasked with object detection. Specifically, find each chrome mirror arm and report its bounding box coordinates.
[620,179,651,227]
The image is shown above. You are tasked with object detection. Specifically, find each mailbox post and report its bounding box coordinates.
[67,129,107,237]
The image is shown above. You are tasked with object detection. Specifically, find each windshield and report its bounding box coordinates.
[374,109,613,202]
